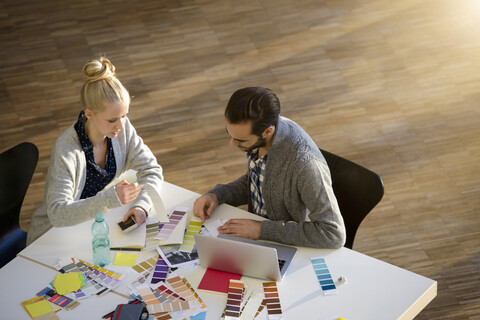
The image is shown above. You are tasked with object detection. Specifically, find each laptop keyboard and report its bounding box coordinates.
[278,259,287,271]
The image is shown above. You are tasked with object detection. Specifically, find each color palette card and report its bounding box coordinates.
[197,268,242,294]
[178,218,203,252]
[56,259,107,299]
[136,285,192,314]
[310,256,338,295]
[224,279,244,320]
[36,287,80,311]
[155,209,187,241]
[78,260,123,291]
[151,255,169,284]
[262,282,283,320]
[144,222,161,251]
[131,255,159,274]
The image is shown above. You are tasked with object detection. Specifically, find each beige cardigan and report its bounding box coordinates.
[27,117,163,245]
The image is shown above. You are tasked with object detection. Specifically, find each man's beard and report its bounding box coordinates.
[238,136,267,152]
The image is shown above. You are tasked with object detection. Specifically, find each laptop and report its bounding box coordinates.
[194,233,297,281]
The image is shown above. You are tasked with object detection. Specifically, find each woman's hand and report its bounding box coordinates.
[115,180,143,204]
[123,206,147,225]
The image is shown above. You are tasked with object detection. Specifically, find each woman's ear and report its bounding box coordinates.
[84,108,94,119]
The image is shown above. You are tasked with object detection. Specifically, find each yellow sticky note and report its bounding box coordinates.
[22,296,54,318]
[114,252,138,266]
[52,272,84,295]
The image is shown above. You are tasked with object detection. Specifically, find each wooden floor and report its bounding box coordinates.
[1,0,479,318]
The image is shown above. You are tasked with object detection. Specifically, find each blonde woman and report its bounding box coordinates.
[27,57,163,245]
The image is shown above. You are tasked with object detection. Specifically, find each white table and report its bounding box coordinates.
[0,256,126,319]
[8,182,436,320]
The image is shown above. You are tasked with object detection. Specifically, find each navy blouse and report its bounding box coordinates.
[74,111,117,199]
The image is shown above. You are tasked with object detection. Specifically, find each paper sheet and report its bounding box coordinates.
[113,252,138,266]
[52,272,85,295]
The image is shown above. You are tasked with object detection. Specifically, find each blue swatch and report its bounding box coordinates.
[311,257,337,294]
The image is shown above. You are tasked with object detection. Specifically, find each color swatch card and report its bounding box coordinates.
[224,279,244,320]
[178,218,203,252]
[197,268,242,294]
[144,222,162,251]
[262,282,283,320]
[56,259,107,299]
[136,285,192,314]
[310,256,338,295]
[131,255,159,274]
[155,209,188,241]
[78,260,123,291]
[151,255,170,284]
[166,276,208,314]
[36,287,79,311]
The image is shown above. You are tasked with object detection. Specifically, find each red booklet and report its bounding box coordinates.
[197,268,242,294]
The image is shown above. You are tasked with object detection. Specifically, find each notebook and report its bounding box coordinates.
[194,234,296,281]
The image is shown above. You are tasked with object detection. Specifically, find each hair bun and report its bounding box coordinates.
[82,57,116,83]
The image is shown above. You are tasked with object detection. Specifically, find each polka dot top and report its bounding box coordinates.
[74,111,117,199]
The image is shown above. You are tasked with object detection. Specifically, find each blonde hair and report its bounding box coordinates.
[80,57,130,112]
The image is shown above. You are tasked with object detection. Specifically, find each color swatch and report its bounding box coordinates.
[153,283,186,302]
[78,260,123,291]
[131,255,159,274]
[310,256,338,295]
[137,285,192,314]
[263,282,283,320]
[166,276,208,310]
[178,219,203,252]
[144,222,161,251]
[155,210,187,240]
[57,260,107,299]
[36,287,79,310]
[224,279,244,320]
[151,255,169,284]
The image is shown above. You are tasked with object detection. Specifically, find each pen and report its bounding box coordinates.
[101,299,141,319]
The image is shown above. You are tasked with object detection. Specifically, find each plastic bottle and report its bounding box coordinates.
[92,213,110,267]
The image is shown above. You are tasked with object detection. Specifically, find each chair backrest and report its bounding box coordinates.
[320,149,384,249]
[0,142,38,268]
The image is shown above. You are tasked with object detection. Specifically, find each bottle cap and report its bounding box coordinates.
[95,214,104,222]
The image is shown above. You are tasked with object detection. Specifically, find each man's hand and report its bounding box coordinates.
[193,193,219,222]
[123,207,147,225]
[115,180,143,205]
[218,219,261,240]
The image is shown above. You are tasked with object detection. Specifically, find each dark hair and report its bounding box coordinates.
[224,87,280,136]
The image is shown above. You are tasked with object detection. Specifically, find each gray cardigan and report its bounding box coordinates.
[211,117,346,248]
[27,117,163,245]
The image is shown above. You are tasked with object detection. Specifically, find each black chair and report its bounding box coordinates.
[0,142,38,268]
[320,149,384,249]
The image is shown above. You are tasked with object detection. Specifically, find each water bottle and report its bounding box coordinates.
[92,213,110,267]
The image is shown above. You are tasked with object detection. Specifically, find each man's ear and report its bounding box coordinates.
[263,125,275,137]
[84,108,94,119]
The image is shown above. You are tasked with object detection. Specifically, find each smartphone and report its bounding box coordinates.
[117,215,138,233]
